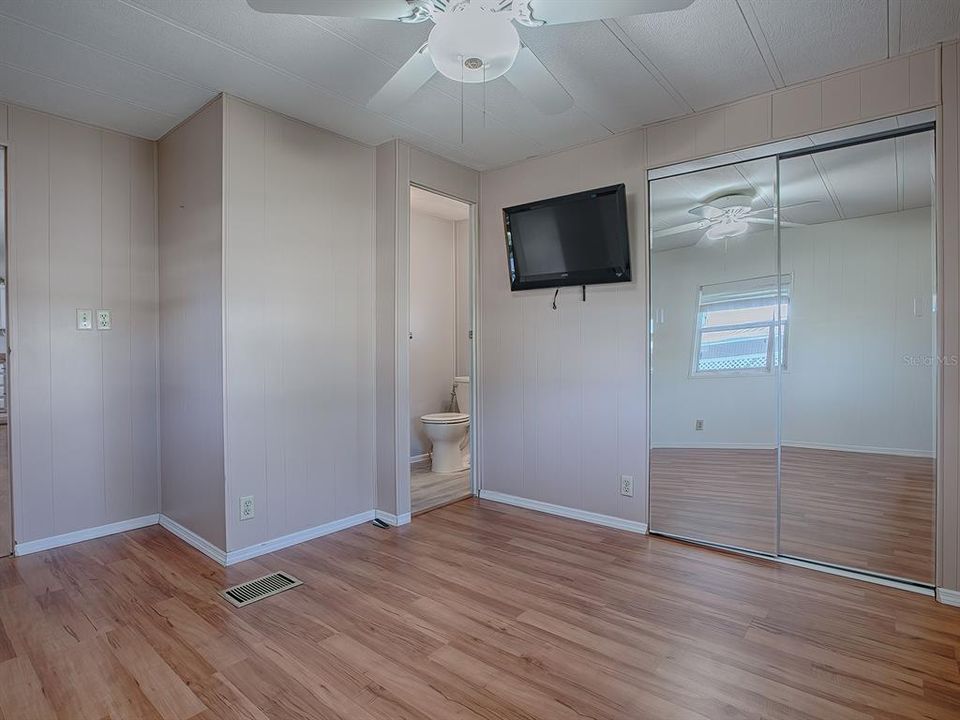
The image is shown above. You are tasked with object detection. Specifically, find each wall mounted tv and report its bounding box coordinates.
[503,184,631,291]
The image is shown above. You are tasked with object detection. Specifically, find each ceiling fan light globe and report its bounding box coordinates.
[428,5,520,82]
[705,219,749,241]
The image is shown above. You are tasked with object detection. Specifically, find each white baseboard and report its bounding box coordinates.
[14,514,160,556]
[937,588,960,607]
[158,514,228,565]
[651,442,933,458]
[375,509,411,526]
[478,490,648,534]
[225,510,375,565]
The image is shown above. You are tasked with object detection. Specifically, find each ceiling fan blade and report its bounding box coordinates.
[688,204,724,220]
[246,0,417,20]
[525,0,694,25]
[368,45,436,113]
[653,221,705,238]
[746,217,806,227]
[504,46,573,115]
[745,200,820,216]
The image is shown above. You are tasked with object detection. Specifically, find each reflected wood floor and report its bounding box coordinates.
[1,498,959,719]
[411,458,471,515]
[651,446,935,582]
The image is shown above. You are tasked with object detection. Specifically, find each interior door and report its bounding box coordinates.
[648,156,780,554]
[777,129,937,583]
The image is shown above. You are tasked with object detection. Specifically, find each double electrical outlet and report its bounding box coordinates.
[76,309,112,331]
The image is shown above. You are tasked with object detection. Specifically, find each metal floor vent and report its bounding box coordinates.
[222,571,302,608]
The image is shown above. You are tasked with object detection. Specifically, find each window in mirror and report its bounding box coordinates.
[693,275,790,375]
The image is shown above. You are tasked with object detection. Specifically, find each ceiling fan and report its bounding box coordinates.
[247,0,694,115]
[655,192,810,243]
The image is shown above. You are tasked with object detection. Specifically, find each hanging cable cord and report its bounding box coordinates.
[552,288,559,310]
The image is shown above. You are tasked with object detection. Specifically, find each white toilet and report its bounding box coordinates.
[420,376,470,474]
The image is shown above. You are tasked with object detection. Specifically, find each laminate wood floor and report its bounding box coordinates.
[411,459,471,515]
[1,498,958,720]
[650,446,935,582]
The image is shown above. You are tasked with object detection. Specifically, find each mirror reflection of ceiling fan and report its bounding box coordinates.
[247,0,694,114]
[656,192,813,244]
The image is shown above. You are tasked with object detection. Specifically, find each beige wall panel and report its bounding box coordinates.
[158,98,226,551]
[773,83,822,139]
[646,117,695,168]
[9,106,159,545]
[694,110,725,157]
[861,56,910,119]
[910,49,939,109]
[723,95,771,151]
[821,72,861,128]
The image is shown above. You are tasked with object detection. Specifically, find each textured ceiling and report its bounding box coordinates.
[0,0,957,171]
[650,128,934,252]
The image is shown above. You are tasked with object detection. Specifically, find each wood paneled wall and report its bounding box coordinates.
[158,98,226,551]
[939,42,960,592]
[7,104,159,544]
[222,96,376,552]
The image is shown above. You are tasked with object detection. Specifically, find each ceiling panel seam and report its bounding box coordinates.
[0,57,182,122]
[117,0,522,166]
[888,0,902,58]
[0,10,219,97]
[603,19,693,114]
[736,0,784,89]
[811,154,846,219]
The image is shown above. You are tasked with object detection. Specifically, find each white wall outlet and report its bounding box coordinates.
[620,475,634,497]
[239,495,255,521]
[96,309,112,330]
[695,419,704,431]
[77,309,93,330]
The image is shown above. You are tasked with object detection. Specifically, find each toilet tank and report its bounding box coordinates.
[454,376,470,414]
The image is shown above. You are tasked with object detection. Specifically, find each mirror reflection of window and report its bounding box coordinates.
[693,275,790,375]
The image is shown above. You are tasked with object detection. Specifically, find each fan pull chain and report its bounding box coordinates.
[460,55,464,145]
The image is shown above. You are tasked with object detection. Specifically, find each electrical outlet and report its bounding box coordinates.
[77,309,93,330]
[695,419,704,431]
[239,495,255,521]
[96,309,112,330]
[620,475,634,497]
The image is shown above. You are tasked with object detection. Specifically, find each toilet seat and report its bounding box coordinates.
[421,412,469,425]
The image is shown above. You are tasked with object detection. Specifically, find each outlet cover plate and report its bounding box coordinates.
[620,475,634,497]
[240,495,255,521]
[77,309,93,330]
[96,309,112,330]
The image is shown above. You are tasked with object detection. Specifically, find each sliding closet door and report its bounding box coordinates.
[649,157,780,554]
[778,130,936,582]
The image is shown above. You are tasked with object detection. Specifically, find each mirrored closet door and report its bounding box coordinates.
[649,156,781,554]
[648,117,937,585]
[778,129,936,583]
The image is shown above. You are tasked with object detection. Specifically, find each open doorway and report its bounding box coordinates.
[408,186,473,515]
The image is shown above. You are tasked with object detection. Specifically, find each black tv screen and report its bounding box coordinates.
[503,184,630,291]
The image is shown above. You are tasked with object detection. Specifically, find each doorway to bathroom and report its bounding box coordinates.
[408,186,474,515]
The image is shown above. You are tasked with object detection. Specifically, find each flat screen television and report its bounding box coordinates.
[503,184,631,291]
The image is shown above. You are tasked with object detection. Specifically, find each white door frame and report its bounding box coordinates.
[398,182,480,518]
